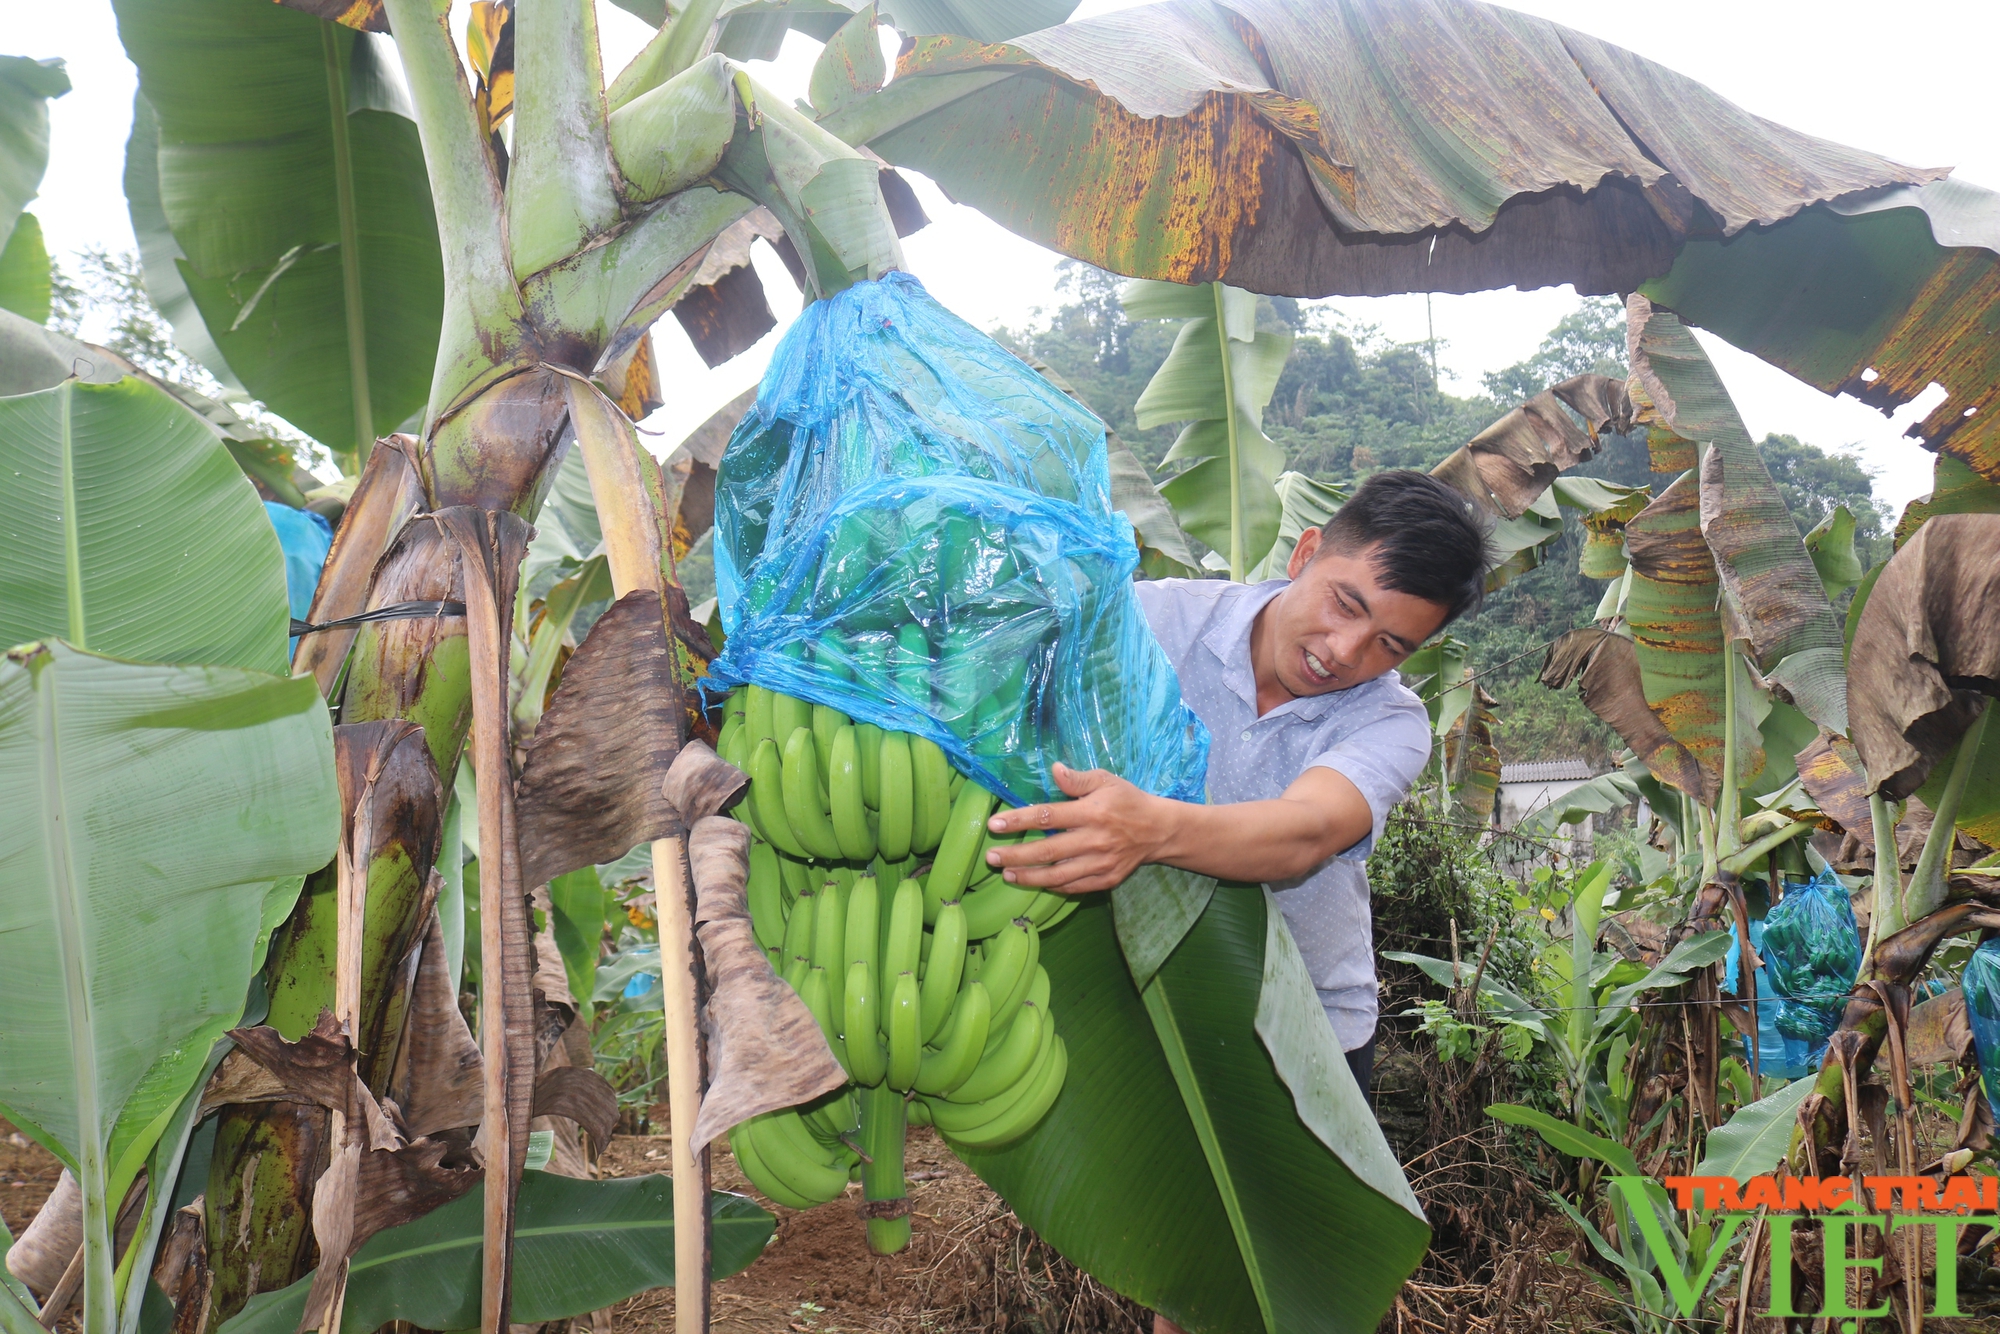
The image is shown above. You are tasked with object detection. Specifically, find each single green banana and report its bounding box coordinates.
[844,874,880,976]
[856,721,885,809]
[800,966,846,1075]
[781,727,844,861]
[783,952,810,992]
[1026,963,1049,1013]
[777,851,810,909]
[959,877,1044,939]
[829,726,876,861]
[972,918,1033,1027]
[941,1001,1045,1106]
[744,684,777,758]
[1026,886,1066,927]
[937,1036,1067,1150]
[886,969,921,1090]
[730,1118,818,1210]
[843,959,888,1085]
[928,780,997,903]
[949,769,966,800]
[915,979,990,1096]
[826,863,857,895]
[882,877,924,993]
[920,900,969,1044]
[749,737,808,858]
[812,703,847,787]
[811,878,848,1027]
[894,622,930,705]
[722,686,747,727]
[770,691,812,752]
[780,887,817,978]
[875,731,914,861]
[747,841,785,950]
[755,1110,851,1203]
[909,736,953,855]
[993,919,1040,1020]
[1040,896,1088,928]
[905,1097,932,1128]
[715,714,744,769]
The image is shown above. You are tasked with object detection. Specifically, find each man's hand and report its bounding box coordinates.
[983,762,1166,895]
[984,763,1377,893]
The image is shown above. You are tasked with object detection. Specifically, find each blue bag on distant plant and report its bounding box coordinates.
[1723,915,1816,1080]
[1758,867,1861,1058]
[706,273,1208,806]
[1964,938,2000,1114]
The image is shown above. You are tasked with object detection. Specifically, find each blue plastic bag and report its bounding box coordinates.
[1723,916,1817,1080]
[265,501,333,659]
[707,273,1208,806]
[1758,867,1861,1059]
[1964,938,2000,1115]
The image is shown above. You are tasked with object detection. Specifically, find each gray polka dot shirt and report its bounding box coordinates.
[1134,577,1433,1050]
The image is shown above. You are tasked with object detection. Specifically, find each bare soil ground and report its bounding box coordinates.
[0,1121,63,1247]
[596,1125,1146,1334]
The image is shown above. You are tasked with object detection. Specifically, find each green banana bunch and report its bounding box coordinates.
[715,683,1078,1255]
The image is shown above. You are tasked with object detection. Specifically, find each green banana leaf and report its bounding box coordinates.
[1523,769,1644,832]
[1690,1077,1815,1181]
[1915,716,2000,849]
[216,1174,774,1334]
[1895,454,2000,547]
[0,211,48,322]
[1486,1104,1641,1178]
[113,0,443,460]
[1245,471,1348,582]
[1802,505,1862,600]
[0,643,338,1330]
[0,378,290,674]
[1125,280,1293,579]
[961,892,1428,1334]
[0,56,67,254]
[548,865,609,1004]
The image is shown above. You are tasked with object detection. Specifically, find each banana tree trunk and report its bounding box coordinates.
[205,374,572,1326]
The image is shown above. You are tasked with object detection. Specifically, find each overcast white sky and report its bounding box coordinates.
[10,0,1997,511]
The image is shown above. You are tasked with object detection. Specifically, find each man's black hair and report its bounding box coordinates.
[1314,470,1495,624]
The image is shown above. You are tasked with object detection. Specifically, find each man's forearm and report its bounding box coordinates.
[985,762,1378,895]
[1148,791,1354,883]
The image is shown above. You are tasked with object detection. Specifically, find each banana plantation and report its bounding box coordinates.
[4,2,2000,1333]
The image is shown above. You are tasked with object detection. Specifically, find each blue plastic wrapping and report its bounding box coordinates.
[1758,867,1861,1057]
[1965,938,2000,1115]
[706,273,1209,806]
[1722,915,1817,1080]
[265,501,333,659]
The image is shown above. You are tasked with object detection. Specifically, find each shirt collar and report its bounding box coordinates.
[1199,577,1392,722]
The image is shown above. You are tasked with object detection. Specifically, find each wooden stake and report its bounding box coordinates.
[564,375,711,1333]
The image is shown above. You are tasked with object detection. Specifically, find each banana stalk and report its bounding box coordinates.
[858,1084,910,1255]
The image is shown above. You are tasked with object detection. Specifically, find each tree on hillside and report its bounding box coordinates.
[1758,431,1891,563]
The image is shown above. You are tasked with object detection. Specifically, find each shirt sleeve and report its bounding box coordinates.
[1301,690,1433,859]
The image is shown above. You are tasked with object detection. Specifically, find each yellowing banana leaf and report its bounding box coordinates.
[1540,627,1704,802]
[215,1174,773,1334]
[1644,177,2000,490]
[0,643,338,1331]
[1622,471,1726,803]
[0,378,291,675]
[114,0,444,461]
[1444,685,1501,820]
[863,2,1926,299]
[0,55,67,255]
[1125,280,1292,578]
[1245,471,1348,582]
[960,892,1427,1334]
[1553,476,1650,581]
[1625,301,1848,735]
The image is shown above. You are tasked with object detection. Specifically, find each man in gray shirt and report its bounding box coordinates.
[983,470,1492,1092]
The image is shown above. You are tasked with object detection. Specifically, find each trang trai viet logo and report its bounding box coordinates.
[1610,1173,2000,1322]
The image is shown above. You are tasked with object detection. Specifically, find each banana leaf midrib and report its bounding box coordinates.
[1141,979,1276,1333]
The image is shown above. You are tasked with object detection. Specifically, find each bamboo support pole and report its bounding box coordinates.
[564,375,710,1334]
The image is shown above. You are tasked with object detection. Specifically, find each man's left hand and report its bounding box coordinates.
[983,762,1165,895]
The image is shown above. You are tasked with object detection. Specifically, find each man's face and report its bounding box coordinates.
[1261,530,1451,698]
